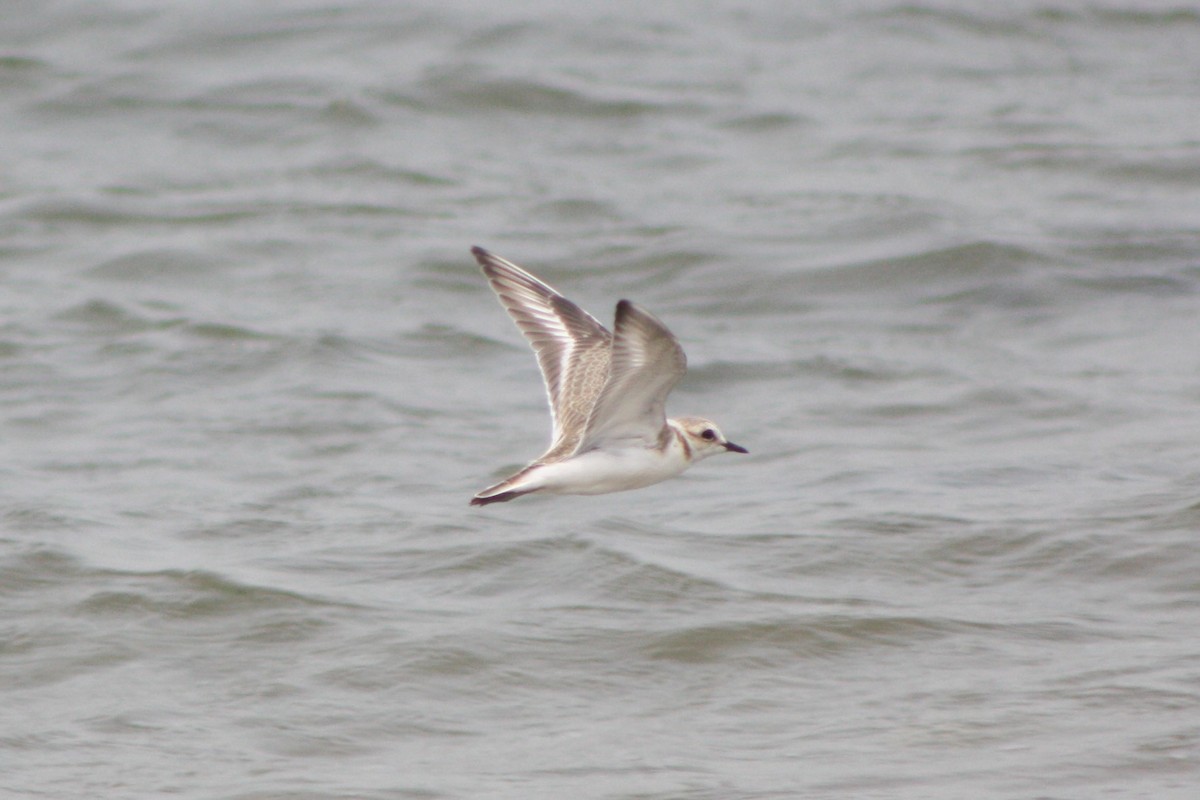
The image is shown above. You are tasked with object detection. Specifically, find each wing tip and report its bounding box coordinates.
[614,299,665,331]
[473,246,517,287]
[614,299,640,325]
[472,246,524,283]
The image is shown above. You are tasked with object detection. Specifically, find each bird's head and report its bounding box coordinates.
[673,416,748,461]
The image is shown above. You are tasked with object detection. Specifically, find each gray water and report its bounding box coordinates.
[3,1,1199,798]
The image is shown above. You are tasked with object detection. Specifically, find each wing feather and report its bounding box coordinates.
[575,300,686,452]
[472,247,612,459]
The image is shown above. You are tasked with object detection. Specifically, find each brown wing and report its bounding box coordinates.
[575,300,686,452]
[472,247,612,460]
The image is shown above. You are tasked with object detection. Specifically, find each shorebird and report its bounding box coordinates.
[469,246,746,506]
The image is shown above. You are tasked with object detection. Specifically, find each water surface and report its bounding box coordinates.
[3,2,1200,798]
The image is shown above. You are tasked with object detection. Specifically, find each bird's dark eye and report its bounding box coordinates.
[701,429,717,441]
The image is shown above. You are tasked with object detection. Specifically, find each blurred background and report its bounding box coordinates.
[2,1,1199,798]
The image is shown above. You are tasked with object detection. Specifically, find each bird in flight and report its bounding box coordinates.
[469,247,746,506]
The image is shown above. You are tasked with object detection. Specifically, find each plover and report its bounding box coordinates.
[469,246,747,506]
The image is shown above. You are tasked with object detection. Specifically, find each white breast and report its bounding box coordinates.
[531,438,693,496]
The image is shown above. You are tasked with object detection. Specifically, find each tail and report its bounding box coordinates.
[470,489,537,506]
[470,465,543,507]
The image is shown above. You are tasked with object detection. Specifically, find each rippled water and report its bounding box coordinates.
[3,2,1200,798]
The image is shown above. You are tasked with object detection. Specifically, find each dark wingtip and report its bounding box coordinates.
[472,246,502,278]
[470,489,528,506]
[613,299,644,326]
[613,299,668,332]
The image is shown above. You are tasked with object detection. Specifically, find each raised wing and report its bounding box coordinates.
[472,246,613,459]
[575,300,687,452]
